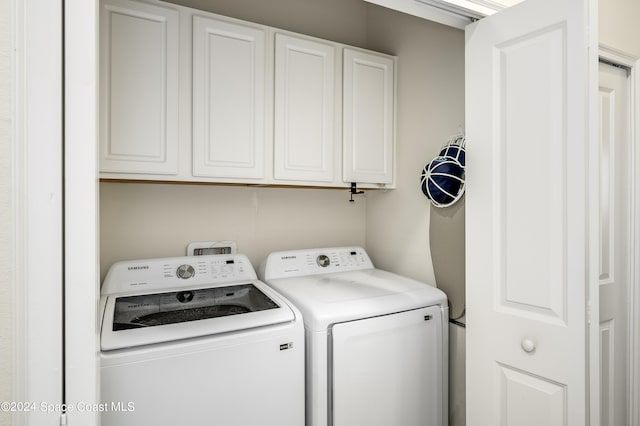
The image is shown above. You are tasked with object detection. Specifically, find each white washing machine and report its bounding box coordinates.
[259,247,448,426]
[99,254,304,426]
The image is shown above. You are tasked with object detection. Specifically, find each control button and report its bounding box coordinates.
[316,254,330,268]
[176,264,195,279]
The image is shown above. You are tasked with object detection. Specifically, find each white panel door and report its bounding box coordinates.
[192,16,266,179]
[465,0,598,424]
[343,48,394,184]
[100,0,179,175]
[331,306,444,426]
[598,61,630,426]
[274,34,336,183]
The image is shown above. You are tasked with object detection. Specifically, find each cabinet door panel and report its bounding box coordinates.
[192,16,265,179]
[343,49,394,184]
[274,34,335,182]
[100,0,179,175]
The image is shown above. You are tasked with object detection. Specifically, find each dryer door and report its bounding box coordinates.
[330,305,445,426]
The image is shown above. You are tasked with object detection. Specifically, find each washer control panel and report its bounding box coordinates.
[102,254,257,295]
[260,247,374,280]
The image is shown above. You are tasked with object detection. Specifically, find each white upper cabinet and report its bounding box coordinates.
[99,0,396,187]
[192,16,266,180]
[100,0,179,175]
[343,48,395,185]
[273,34,337,183]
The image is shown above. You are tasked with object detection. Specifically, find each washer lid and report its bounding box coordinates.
[264,268,447,331]
[100,280,295,351]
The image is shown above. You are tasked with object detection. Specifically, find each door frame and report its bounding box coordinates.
[599,44,640,426]
[13,0,64,424]
[13,0,100,425]
[64,1,100,425]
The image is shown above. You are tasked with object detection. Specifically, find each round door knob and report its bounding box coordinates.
[521,338,536,353]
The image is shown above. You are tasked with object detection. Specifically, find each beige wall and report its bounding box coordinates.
[168,0,368,48]
[600,0,640,58]
[100,183,367,279]
[365,6,465,310]
[0,0,13,424]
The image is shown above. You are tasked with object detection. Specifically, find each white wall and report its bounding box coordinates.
[0,0,13,424]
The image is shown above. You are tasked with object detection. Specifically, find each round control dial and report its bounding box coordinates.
[316,254,330,268]
[176,264,196,279]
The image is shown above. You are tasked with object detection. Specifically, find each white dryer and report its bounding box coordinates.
[100,254,304,426]
[259,247,448,426]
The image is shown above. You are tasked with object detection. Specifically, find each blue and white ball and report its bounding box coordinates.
[439,144,465,167]
[421,156,465,207]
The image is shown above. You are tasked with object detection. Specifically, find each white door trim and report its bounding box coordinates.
[64,0,100,425]
[14,1,100,425]
[599,44,640,426]
[633,55,640,426]
[13,0,64,424]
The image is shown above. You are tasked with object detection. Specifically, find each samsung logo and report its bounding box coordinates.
[280,255,297,260]
[127,265,149,271]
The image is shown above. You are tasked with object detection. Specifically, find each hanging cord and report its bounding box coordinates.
[449,307,466,328]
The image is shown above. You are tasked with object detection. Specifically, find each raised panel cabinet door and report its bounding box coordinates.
[100,0,179,175]
[342,48,395,185]
[192,16,266,180]
[274,34,336,183]
[465,0,599,424]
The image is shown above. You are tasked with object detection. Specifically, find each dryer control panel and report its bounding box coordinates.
[260,247,374,280]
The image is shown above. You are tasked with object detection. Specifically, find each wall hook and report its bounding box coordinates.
[349,182,364,202]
